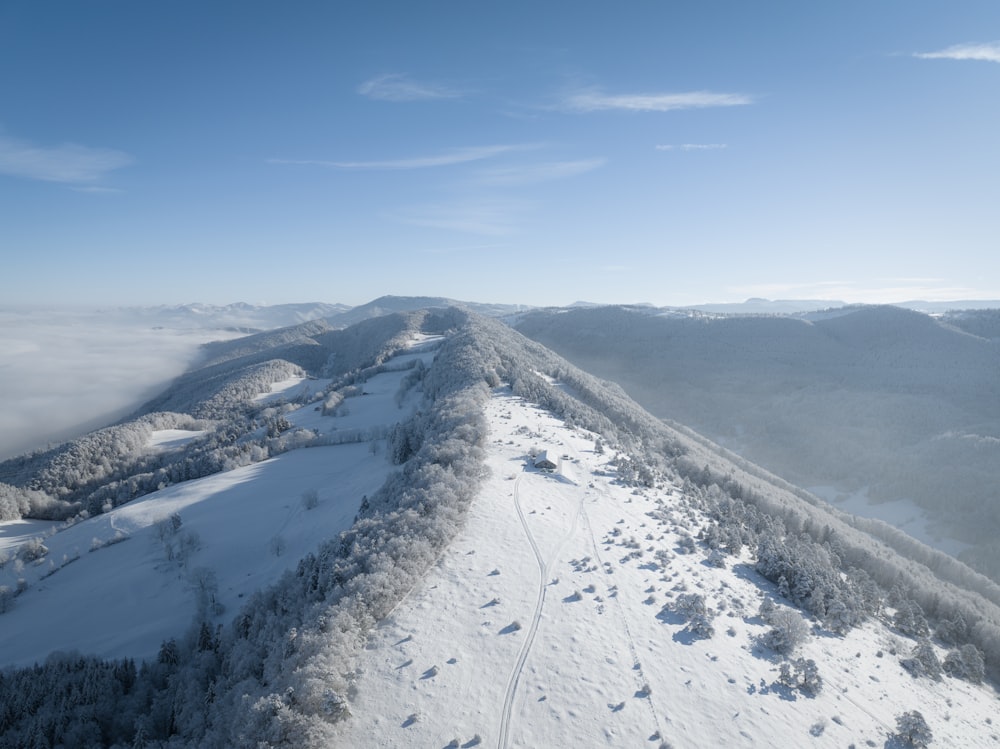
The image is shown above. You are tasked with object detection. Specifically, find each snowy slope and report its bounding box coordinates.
[514,304,1000,582]
[3,310,998,749]
[334,389,1000,748]
[0,336,438,668]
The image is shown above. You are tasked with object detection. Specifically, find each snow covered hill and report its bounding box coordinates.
[119,302,352,332]
[0,335,439,668]
[1,307,998,748]
[335,389,999,748]
[515,303,1000,583]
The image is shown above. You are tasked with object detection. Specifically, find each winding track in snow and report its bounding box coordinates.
[497,475,545,749]
[497,469,585,749]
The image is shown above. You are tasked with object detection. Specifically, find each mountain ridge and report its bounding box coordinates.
[1,305,999,747]
[514,303,1000,583]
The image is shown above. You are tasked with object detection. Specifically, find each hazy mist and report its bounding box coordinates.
[0,308,238,461]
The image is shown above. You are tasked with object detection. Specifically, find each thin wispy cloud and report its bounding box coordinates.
[0,133,132,184]
[730,279,993,303]
[269,144,537,171]
[915,41,1000,64]
[70,185,123,194]
[656,143,728,151]
[419,242,508,255]
[561,89,753,113]
[358,73,462,101]
[477,158,606,185]
[396,199,530,236]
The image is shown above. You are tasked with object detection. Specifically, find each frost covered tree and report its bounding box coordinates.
[762,608,809,655]
[269,534,287,557]
[777,657,823,696]
[893,710,932,748]
[942,643,985,683]
[900,639,942,681]
[893,599,930,638]
[664,593,716,639]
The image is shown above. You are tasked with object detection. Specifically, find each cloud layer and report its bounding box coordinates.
[729,278,995,304]
[476,158,606,185]
[357,73,461,101]
[0,134,132,184]
[561,89,753,113]
[656,144,728,151]
[915,41,1000,63]
[396,198,530,235]
[0,310,223,461]
[270,144,536,170]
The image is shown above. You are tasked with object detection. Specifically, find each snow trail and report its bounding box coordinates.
[498,469,586,748]
[497,476,545,749]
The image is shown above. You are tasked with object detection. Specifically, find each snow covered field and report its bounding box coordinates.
[0,443,390,668]
[334,390,1000,748]
[0,336,439,668]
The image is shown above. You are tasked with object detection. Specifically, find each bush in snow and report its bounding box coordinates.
[665,593,716,639]
[705,548,727,569]
[17,537,48,562]
[777,657,823,696]
[0,586,14,614]
[301,488,319,510]
[758,596,776,620]
[675,533,697,554]
[893,710,932,748]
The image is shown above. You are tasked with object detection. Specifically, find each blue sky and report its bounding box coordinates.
[2,1,999,307]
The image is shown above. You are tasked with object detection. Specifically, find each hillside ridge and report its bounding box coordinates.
[1,307,998,747]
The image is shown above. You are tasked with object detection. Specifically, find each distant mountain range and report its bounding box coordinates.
[98,297,530,333]
[96,296,1000,334]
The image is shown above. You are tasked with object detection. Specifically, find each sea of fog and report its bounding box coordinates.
[0,307,244,461]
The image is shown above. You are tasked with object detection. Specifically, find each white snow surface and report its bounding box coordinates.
[334,390,1000,748]
[147,428,208,451]
[252,376,332,403]
[0,337,441,668]
[0,444,388,669]
[0,518,59,554]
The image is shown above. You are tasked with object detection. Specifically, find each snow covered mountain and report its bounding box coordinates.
[515,303,1000,583]
[112,302,353,332]
[1,306,999,747]
[0,298,527,463]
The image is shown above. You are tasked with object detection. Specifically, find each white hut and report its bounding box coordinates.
[533,450,557,470]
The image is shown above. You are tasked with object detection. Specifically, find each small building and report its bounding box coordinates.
[533,450,558,471]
